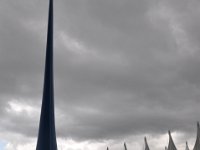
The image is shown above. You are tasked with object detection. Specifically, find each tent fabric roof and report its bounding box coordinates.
[124,142,127,150]
[167,131,177,150]
[193,122,200,150]
[106,123,200,150]
[145,137,150,150]
[186,141,190,150]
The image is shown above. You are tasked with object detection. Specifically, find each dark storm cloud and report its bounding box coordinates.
[1,0,200,146]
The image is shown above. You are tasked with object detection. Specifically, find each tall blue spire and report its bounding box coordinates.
[36,0,57,150]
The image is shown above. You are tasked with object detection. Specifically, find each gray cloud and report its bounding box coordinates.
[1,0,200,149]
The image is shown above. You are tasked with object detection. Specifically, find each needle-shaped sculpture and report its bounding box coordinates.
[36,0,57,149]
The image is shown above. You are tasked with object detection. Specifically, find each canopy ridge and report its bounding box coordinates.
[167,131,177,150]
[124,142,127,150]
[193,122,200,150]
[186,141,189,150]
[144,137,150,150]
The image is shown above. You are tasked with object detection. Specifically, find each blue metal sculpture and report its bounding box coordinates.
[36,0,57,149]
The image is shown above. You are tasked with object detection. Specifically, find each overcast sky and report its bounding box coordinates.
[0,0,200,150]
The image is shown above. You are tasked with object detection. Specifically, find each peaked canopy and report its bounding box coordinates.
[186,141,189,150]
[36,0,58,150]
[193,122,200,150]
[144,137,150,150]
[167,131,177,150]
[124,142,128,150]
